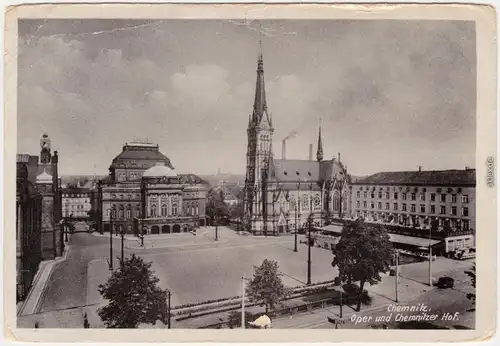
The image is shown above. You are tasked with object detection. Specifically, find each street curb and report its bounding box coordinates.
[18,242,72,316]
[127,239,231,250]
[90,232,137,241]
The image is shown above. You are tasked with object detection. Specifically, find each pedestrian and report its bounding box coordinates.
[34,322,39,328]
[83,312,90,329]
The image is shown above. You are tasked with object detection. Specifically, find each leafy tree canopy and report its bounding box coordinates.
[464,263,476,301]
[98,254,169,328]
[332,220,394,311]
[246,259,292,313]
[206,188,230,221]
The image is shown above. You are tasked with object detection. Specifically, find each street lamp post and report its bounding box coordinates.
[109,207,115,271]
[334,277,343,318]
[166,289,171,329]
[64,218,69,242]
[294,205,298,252]
[241,273,246,329]
[120,225,125,267]
[215,216,219,241]
[307,216,312,285]
[428,227,433,286]
[395,249,399,303]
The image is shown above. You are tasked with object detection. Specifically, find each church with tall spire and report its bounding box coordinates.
[242,44,351,235]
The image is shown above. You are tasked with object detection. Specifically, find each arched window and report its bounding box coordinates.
[161,204,167,217]
[172,203,178,216]
[342,193,348,213]
[150,204,157,217]
[136,206,141,217]
[195,203,199,215]
[119,205,124,218]
[126,205,131,218]
[111,206,117,218]
[107,208,111,217]
[302,196,309,211]
[333,192,340,212]
[313,195,321,210]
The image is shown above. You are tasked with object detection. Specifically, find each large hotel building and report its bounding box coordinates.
[348,167,476,252]
[314,167,476,254]
[350,168,475,232]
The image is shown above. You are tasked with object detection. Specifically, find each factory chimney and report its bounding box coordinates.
[309,144,313,161]
[282,140,286,160]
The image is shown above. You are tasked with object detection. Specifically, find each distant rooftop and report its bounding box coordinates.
[353,168,476,187]
[17,154,30,163]
[124,142,158,148]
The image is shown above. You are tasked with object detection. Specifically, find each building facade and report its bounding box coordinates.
[242,49,351,235]
[350,168,476,251]
[62,187,92,219]
[98,142,209,235]
[16,133,63,302]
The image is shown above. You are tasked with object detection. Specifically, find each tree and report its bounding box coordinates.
[464,263,476,302]
[206,188,229,225]
[98,254,169,328]
[332,219,394,312]
[246,259,292,313]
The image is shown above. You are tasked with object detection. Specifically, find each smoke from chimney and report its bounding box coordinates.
[282,140,286,160]
[309,144,313,161]
[283,130,298,141]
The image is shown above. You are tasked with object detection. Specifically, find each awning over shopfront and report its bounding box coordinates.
[316,224,442,249]
[316,224,343,235]
[389,233,442,248]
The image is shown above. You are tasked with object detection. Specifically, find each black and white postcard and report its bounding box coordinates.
[3,2,497,343]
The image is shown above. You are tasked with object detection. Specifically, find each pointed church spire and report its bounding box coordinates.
[252,39,268,125]
[316,119,324,162]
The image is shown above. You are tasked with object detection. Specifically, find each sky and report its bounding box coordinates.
[17,19,476,176]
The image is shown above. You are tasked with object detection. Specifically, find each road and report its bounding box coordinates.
[38,223,126,312]
[37,225,304,312]
[274,270,475,329]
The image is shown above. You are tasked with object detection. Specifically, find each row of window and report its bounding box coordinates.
[63,198,90,203]
[356,191,469,204]
[259,134,271,152]
[63,205,89,209]
[110,193,140,200]
[356,211,471,229]
[356,201,469,216]
[62,194,89,198]
[107,203,200,219]
[288,195,322,211]
[116,171,142,181]
[108,208,139,218]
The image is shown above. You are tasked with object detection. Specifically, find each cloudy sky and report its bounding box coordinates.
[17,19,476,176]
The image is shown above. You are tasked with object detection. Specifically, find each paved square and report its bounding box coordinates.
[140,232,339,306]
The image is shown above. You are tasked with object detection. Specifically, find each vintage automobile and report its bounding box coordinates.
[436,276,455,289]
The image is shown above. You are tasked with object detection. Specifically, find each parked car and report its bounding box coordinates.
[459,252,475,260]
[437,276,455,289]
